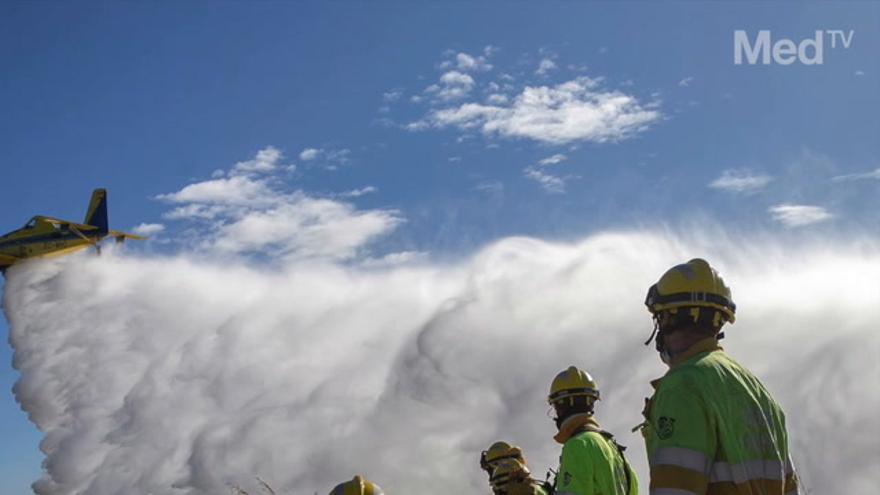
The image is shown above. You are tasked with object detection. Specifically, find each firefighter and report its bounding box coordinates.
[641,258,798,494]
[548,366,637,495]
[480,441,527,479]
[490,458,549,495]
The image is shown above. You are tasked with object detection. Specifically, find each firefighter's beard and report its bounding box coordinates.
[655,329,673,366]
[659,349,673,366]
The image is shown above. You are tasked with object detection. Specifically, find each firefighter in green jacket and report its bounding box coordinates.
[480,441,527,481]
[490,458,549,495]
[641,258,799,495]
[548,366,637,495]
[481,441,551,494]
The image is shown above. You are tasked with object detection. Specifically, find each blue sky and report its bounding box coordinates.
[1,2,878,493]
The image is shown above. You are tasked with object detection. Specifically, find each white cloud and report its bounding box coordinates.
[426,71,476,101]
[131,223,165,236]
[535,58,557,76]
[538,154,567,166]
[855,70,865,76]
[157,148,399,261]
[325,148,350,164]
[524,166,566,193]
[678,77,694,87]
[486,94,508,105]
[832,168,880,181]
[210,196,401,261]
[156,175,276,207]
[163,204,228,220]
[383,90,403,102]
[439,51,493,72]
[405,120,429,131]
[232,146,284,174]
[475,180,504,197]
[709,169,773,194]
[769,204,833,227]
[440,71,474,86]
[339,186,378,198]
[360,250,428,267]
[455,52,493,72]
[413,77,660,145]
[297,147,351,167]
[299,148,321,161]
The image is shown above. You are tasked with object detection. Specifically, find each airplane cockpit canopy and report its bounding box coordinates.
[0,217,40,239]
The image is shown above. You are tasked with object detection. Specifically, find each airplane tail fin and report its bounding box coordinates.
[84,189,109,234]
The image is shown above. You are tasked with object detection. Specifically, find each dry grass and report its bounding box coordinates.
[228,477,284,495]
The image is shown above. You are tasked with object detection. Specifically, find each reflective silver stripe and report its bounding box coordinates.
[709,459,788,483]
[650,489,702,495]
[650,447,712,474]
[784,456,800,495]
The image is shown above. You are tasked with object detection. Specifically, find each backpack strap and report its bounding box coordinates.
[567,425,634,495]
[597,429,633,495]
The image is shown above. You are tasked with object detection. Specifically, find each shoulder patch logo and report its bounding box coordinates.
[562,471,572,486]
[657,416,676,439]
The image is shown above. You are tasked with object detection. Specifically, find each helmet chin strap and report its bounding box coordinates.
[645,316,673,364]
[644,318,659,346]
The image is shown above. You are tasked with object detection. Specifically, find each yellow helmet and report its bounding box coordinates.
[644,258,736,324]
[485,441,523,464]
[481,441,525,473]
[547,366,599,405]
[328,475,385,495]
[490,459,530,491]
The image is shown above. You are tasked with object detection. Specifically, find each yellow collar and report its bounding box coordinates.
[554,414,600,444]
[651,337,723,389]
[670,336,723,368]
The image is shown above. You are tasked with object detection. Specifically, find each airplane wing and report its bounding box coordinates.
[109,230,147,241]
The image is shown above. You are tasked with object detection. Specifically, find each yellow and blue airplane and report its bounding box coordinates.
[0,189,145,272]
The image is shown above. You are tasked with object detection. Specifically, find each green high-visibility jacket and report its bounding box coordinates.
[555,423,638,495]
[641,338,799,495]
[504,479,550,495]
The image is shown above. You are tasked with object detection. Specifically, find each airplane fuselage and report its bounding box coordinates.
[0,216,104,270]
[0,189,144,272]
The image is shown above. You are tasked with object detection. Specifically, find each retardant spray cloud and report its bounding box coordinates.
[4,230,879,494]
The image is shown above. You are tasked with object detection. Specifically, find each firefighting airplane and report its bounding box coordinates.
[0,189,145,272]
